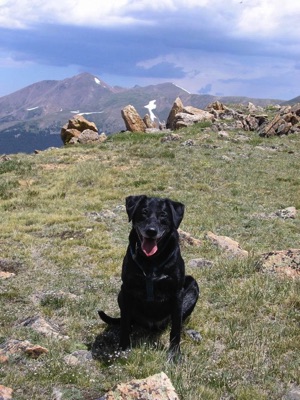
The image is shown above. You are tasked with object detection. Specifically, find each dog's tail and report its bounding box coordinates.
[98,310,121,325]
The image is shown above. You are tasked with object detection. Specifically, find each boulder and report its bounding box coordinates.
[78,129,107,144]
[61,115,102,145]
[166,97,184,130]
[99,372,179,400]
[67,114,98,132]
[121,105,146,132]
[143,114,156,129]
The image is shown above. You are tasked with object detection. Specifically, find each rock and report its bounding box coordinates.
[185,329,202,342]
[0,271,15,280]
[178,229,202,247]
[173,110,213,129]
[143,114,156,129]
[181,139,195,146]
[206,101,228,112]
[64,350,93,366]
[218,130,229,139]
[99,372,179,400]
[161,133,182,143]
[19,316,69,339]
[68,114,98,132]
[283,385,300,400]
[0,385,13,400]
[188,258,213,268]
[258,249,300,278]
[166,97,184,130]
[259,103,300,136]
[275,206,297,219]
[78,129,106,144]
[61,115,99,144]
[121,105,146,132]
[0,339,48,361]
[206,231,248,258]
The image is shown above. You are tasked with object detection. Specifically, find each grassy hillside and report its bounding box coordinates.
[0,123,299,399]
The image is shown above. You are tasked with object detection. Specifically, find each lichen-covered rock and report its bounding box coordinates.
[258,249,300,278]
[99,372,179,400]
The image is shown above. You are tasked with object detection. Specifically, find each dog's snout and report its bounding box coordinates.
[145,227,158,238]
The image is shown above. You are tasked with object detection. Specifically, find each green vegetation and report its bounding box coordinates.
[0,125,299,399]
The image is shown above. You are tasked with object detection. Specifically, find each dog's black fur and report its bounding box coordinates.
[98,195,199,356]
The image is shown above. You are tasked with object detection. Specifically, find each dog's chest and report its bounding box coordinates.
[125,263,174,302]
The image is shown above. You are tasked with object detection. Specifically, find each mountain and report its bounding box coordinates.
[0,72,283,154]
[280,95,300,106]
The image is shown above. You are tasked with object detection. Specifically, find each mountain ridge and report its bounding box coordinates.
[0,72,289,154]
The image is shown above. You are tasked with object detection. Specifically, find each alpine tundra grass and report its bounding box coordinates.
[0,124,299,399]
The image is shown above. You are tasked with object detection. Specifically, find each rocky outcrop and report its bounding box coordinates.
[100,372,179,400]
[207,101,268,131]
[165,98,269,132]
[166,98,214,130]
[121,105,146,132]
[61,115,107,145]
[259,104,300,136]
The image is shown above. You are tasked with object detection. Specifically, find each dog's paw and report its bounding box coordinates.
[167,345,182,364]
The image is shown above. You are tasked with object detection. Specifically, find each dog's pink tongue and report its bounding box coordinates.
[142,238,158,257]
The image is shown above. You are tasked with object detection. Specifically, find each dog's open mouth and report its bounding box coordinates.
[141,237,158,257]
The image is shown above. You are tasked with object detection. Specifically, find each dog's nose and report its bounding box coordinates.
[145,227,158,238]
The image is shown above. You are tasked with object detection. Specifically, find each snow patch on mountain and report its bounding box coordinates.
[27,106,40,111]
[172,83,191,94]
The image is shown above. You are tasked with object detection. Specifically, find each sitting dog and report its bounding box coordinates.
[98,195,199,357]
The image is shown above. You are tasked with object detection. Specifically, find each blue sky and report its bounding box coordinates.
[0,0,299,100]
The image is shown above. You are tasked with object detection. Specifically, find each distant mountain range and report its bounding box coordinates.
[0,72,294,154]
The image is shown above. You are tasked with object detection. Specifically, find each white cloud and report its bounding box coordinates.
[1,0,299,36]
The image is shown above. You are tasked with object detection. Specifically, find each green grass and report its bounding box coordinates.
[0,125,299,399]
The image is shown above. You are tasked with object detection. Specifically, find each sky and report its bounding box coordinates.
[0,0,300,100]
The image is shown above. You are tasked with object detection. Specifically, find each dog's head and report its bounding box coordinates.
[125,195,184,257]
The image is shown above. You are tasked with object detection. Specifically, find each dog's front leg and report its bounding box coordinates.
[168,290,184,359]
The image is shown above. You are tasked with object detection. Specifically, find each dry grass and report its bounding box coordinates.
[0,125,299,399]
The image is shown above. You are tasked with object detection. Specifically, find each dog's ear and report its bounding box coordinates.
[125,195,147,222]
[167,199,185,229]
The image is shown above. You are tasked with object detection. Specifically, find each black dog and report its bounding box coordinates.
[98,195,199,357]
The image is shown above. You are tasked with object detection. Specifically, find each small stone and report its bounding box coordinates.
[0,385,13,400]
[188,258,213,268]
[0,271,15,280]
[185,329,202,342]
